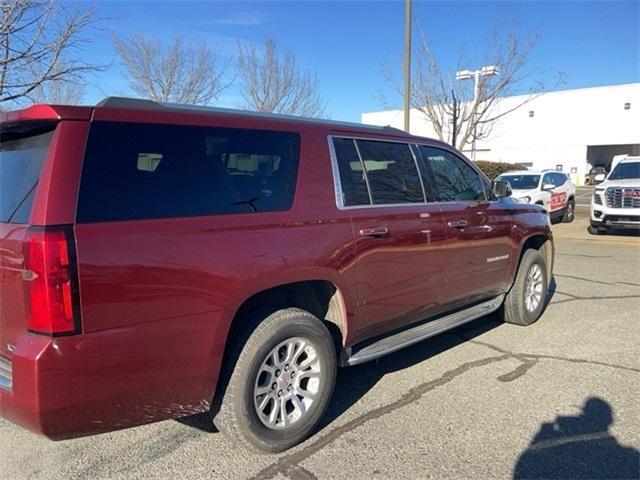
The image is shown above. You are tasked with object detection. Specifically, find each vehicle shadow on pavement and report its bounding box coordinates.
[319,312,505,430]
[513,397,640,480]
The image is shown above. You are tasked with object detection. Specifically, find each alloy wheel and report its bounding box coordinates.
[253,337,321,429]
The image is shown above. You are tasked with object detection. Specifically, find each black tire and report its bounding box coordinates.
[588,225,607,235]
[213,308,337,453]
[562,198,575,223]
[501,249,548,326]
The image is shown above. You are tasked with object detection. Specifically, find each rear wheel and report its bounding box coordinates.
[213,308,336,453]
[501,249,548,326]
[562,199,575,223]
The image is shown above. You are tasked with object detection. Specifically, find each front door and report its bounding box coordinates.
[418,145,514,311]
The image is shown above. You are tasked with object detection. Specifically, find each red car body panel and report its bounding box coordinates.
[348,204,449,341]
[0,102,553,439]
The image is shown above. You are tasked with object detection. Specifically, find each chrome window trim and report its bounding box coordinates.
[409,144,428,202]
[327,135,348,209]
[327,135,430,211]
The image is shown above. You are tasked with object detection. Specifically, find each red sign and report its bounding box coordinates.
[549,191,567,211]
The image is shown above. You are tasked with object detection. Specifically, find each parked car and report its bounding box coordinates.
[0,98,554,452]
[496,170,576,223]
[587,166,608,185]
[589,156,640,234]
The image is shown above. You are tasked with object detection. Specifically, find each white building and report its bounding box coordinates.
[362,83,640,185]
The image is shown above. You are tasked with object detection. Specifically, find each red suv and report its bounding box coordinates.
[0,98,553,452]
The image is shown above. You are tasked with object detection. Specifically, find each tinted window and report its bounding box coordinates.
[541,173,554,187]
[331,137,371,206]
[609,162,640,180]
[497,174,541,190]
[420,146,485,202]
[77,122,300,222]
[0,122,56,223]
[550,173,564,186]
[355,140,424,204]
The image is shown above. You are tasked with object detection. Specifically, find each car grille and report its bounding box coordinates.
[605,188,640,208]
[0,355,12,391]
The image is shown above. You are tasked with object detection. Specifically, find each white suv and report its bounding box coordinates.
[589,156,640,234]
[496,170,576,223]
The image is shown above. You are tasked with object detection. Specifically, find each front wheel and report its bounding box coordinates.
[213,308,337,453]
[562,199,575,223]
[501,249,548,326]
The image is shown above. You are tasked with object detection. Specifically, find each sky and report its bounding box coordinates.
[79,0,640,122]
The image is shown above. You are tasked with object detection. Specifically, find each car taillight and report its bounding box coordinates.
[23,227,80,335]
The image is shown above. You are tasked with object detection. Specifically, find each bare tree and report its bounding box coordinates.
[236,38,326,117]
[27,63,86,104]
[382,24,565,151]
[112,32,229,105]
[0,0,102,106]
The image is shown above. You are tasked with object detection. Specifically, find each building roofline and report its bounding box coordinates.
[362,81,640,117]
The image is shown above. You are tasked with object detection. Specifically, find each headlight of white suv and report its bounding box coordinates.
[520,196,531,203]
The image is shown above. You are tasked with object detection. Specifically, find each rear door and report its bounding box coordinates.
[418,145,514,310]
[0,121,56,361]
[330,136,448,341]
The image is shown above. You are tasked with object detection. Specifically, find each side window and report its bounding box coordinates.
[331,137,371,206]
[553,173,567,186]
[542,173,554,188]
[419,146,485,202]
[355,140,424,205]
[77,122,300,222]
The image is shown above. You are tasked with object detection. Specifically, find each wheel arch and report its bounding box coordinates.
[509,234,554,291]
[207,275,351,416]
[230,279,351,348]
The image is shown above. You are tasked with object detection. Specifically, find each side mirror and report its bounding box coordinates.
[542,183,555,191]
[492,180,512,198]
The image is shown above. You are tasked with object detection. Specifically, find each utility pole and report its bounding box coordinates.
[451,89,458,148]
[403,0,411,133]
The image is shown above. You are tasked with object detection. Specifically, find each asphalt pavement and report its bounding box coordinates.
[1,210,639,480]
[574,185,595,207]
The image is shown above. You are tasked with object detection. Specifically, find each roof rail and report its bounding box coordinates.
[96,96,404,133]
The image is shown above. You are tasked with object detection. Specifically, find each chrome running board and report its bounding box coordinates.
[343,295,505,366]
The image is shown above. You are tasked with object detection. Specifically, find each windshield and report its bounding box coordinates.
[0,122,56,223]
[608,162,640,180]
[497,174,540,190]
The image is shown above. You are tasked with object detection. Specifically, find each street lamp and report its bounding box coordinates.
[455,65,500,160]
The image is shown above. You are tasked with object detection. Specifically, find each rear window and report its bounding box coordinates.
[0,122,56,224]
[77,122,301,222]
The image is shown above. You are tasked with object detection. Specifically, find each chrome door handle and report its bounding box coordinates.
[447,220,468,229]
[359,227,389,237]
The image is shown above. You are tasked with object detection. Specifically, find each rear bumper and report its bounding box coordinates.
[0,311,226,439]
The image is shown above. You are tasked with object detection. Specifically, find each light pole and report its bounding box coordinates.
[403,0,411,133]
[455,65,499,160]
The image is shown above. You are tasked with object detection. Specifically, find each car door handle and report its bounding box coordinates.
[447,220,468,229]
[359,227,389,238]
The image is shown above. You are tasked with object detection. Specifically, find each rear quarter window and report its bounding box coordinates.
[76,122,301,222]
[0,122,56,224]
